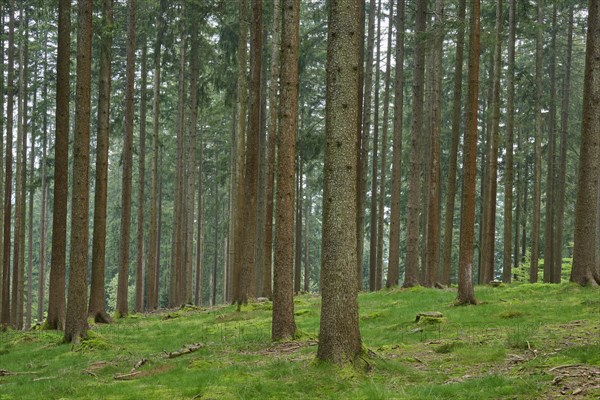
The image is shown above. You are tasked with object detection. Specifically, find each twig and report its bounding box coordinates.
[83,369,97,378]
[548,364,583,372]
[165,343,204,359]
[114,371,141,381]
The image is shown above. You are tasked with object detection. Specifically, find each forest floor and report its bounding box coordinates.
[0,283,599,399]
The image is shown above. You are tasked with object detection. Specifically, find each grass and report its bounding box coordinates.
[0,283,599,399]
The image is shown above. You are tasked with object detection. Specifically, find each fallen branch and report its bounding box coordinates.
[114,371,141,381]
[0,369,10,376]
[165,343,204,359]
[131,358,147,372]
[549,364,583,372]
[82,370,97,378]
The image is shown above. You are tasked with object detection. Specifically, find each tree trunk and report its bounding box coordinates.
[0,0,5,322]
[304,193,310,293]
[1,0,15,327]
[236,0,262,306]
[27,42,35,331]
[318,0,362,364]
[89,0,114,323]
[212,173,219,306]
[571,0,600,286]
[272,0,300,340]
[46,0,69,330]
[195,130,204,305]
[530,0,543,284]
[554,5,573,285]
[441,0,466,286]
[369,0,381,292]
[503,0,515,283]
[357,0,377,291]
[404,0,427,288]
[514,126,521,272]
[386,0,406,288]
[456,0,480,306]
[146,0,167,311]
[64,0,93,343]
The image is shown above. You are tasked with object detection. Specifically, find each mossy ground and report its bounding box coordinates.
[1,283,598,399]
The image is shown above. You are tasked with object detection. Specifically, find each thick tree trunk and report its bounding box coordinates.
[89,0,114,323]
[64,0,93,343]
[571,0,600,286]
[0,0,5,321]
[456,0,480,306]
[386,0,405,288]
[272,0,299,340]
[404,0,427,288]
[46,0,69,330]
[318,0,362,364]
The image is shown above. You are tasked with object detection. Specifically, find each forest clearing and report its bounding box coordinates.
[1,283,599,399]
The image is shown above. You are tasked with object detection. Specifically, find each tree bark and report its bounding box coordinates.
[456,0,480,306]
[195,130,204,306]
[318,0,362,364]
[64,0,93,343]
[571,0,600,286]
[89,0,114,323]
[386,0,406,288]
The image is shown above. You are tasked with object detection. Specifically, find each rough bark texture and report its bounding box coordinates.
[480,0,502,285]
[386,0,405,288]
[64,0,93,343]
[317,0,362,364]
[441,0,466,286]
[46,0,69,330]
[530,0,543,284]
[272,0,299,341]
[571,0,600,286]
[404,0,427,288]
[456,0,480,306]
[503,0,515,283]
[116,0,137,317]
[0,0,4,322]
[554,6,573,285]
[89,0,114,323]
[236,0,262,306]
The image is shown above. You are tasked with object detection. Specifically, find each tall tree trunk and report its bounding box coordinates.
[554,5,573,284]
[480,0,503,285]
[272,0,299,339]
[514,126,521,271]
[521,154,528,264]
[357,0,377,290]
[195,131,204,305]
[46,0,69,330]
[232,0,249,304]
[0,0,5,321]
[89,0,114,323]
[318,0,362,364]
[571,0,600,286]
[441,0,466,286]
[543,4,558,283]
[386,0,406,288]
[456,0,480,306]
[294,159,303,294]
[116,0,137,317]
[404,0,427,288]
[236,0,262,306]
[304,193,310,293]
[64,0,93,343]
[38,31,49,323]
[146,0,167,310]
[377,0,393,291]
[263,0,281,300]
[530,0,543,284]
[135,40,148,313]
[369,0,381,292]
[212,171,219,306]
[27,44,35,331]
[503,0,515,283]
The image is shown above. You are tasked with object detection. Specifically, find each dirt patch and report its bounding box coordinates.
[544,364,600,399]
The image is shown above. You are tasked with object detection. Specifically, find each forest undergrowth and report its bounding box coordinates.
[0,283,598,399]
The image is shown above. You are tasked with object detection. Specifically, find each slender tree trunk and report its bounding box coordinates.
[212,172,219,306]
[456,0,480,306]
[514,126,521,272]
[386,0,406,288]
[554,6,573,284]
[294,159,303,294]
[0,0,5,320]
[156,150,163,303]
[89,0,114,323]
[377,0,393,291]
[236,0,262,306]
[369,0,381,292]
[543,4,558,283]
[304,193,310,293]
[38,34,49,323]
[116,0,137,317]
[503,0,515,283]
[27,47,35,331]
[46,0,69,330]
[571,0,600,286]
[146,0,166,310]
[404,0,427,288]
[480,0,502,285]
[195,131,204,305]
[530,0,543,284]
[64,0,93,343]
[521,154,528,264]
[357,0,377,290]
[318,0,362,364]
[134,41,148,313]
[272,0,299,339]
